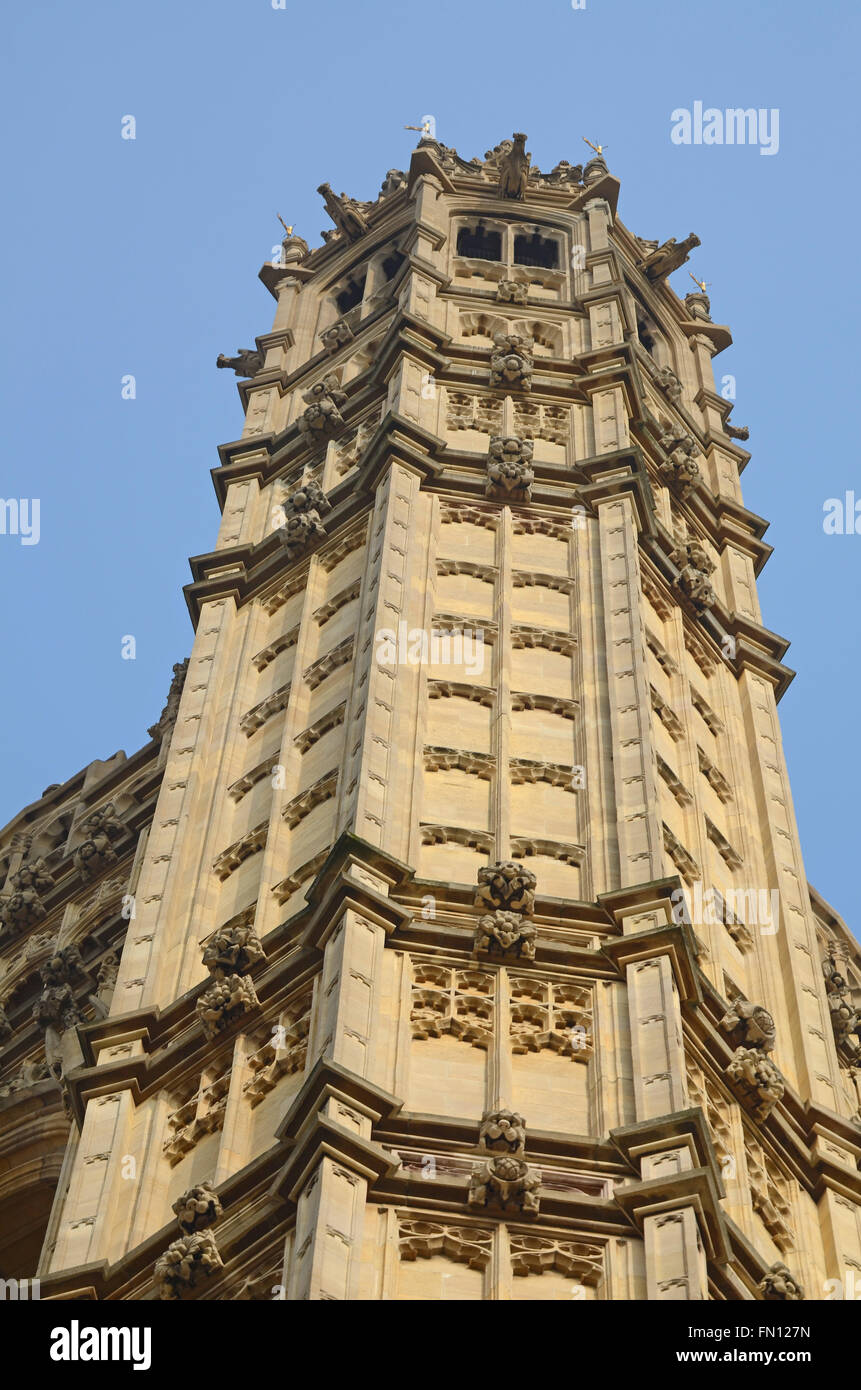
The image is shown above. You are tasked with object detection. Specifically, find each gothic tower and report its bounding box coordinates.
[4,131,861,1302]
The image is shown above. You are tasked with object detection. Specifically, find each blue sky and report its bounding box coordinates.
[1,0,858,927]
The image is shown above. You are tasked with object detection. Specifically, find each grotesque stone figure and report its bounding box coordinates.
[758,1262,804,1301]
[73,804,124,881]
[154,1230,223,1300]
[726,1046,785,1124]
[658,424,701,498]
[297,373,347,442]
[671,537,716,610]
[216,348,264,379]
[496,279,528,305]
[469,1108,540,1214]
[486,435,535,503]
[277,480,332,560]
[202,923,266,978]
[490,333,533,391]
[497,133,530,199]
[640,233,701,280]
[474,861,538,961]
[0,858,54,933]
[720,997,777,1053]
[317,182,369,241]
[196,972,260,1041]
[653,364,682,404]
[173,1181,223,1234]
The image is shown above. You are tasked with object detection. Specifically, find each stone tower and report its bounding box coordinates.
[4,132,861,1302]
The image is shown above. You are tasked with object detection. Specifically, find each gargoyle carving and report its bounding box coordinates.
[486,435,534,502]
[497,133,531,199]
[639,234,701,280]
[216,349,264,379]
[317,182,369,242]
[474,910,537,961]
[724,422,749,441]
[320,321,354,354]
[490,333,533,391]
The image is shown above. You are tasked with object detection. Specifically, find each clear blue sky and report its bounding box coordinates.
[1,0,858,928]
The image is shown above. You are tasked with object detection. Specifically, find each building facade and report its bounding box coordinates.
[2,132,861,1301]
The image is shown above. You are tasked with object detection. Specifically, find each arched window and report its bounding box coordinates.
[456,222,502,262]
[335,273,366,315]
[513,231,560,270]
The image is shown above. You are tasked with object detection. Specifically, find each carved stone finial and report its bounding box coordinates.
[216,348,264,379]
[154,1229,223,1300]
[684,291,712,323]
[497,133,531,200]
[758,1262,804,1301]
[298,373,347,442]
[469,1108,540,1213]
[726,1046,784,1123]
[489,333,533,392]
[486,435,534,502]
[277,480,332,560]
[671,537,716,611]
[172,1181,223,1234]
